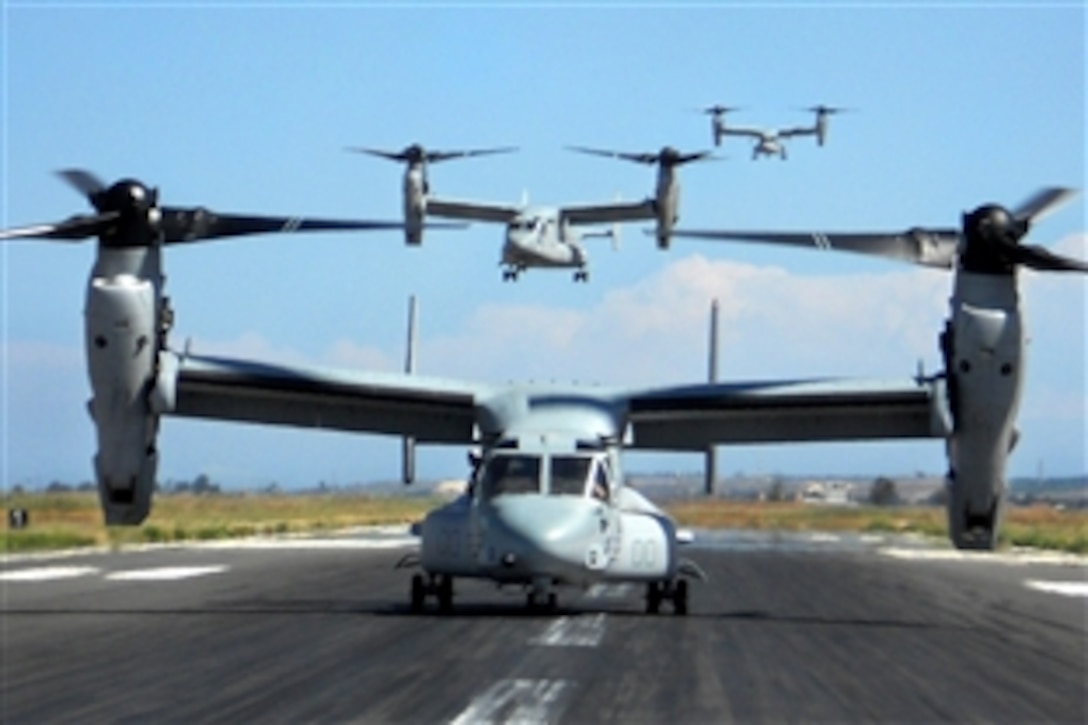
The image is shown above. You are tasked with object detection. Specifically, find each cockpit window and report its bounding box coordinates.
[550,456,592,496]
[506,218,538,233]
[481,455,541,498]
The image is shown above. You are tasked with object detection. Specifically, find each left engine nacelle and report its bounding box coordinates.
[85,274,167,525]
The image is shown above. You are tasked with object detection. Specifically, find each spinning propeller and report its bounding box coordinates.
[0,169,413,247]
[346,143,517,165]
[800,104,852,116]
[566,145,716,167]
[668,188,1085,273]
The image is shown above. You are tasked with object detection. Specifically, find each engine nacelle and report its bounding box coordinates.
[85,274,163,525]
[403,167,426,246]
[941,272,1023,549]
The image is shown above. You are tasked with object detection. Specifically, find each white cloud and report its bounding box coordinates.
[418,255,951,385]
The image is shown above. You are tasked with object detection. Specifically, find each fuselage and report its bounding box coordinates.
[502,210,586,271]
[419,445,678,589]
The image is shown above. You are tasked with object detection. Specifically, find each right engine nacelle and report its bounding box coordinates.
[85,273,166,525]
[403,168,426,246]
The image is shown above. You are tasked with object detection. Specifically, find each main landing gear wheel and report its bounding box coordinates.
[502,269,520,282]
[409,573,455,613]
[646,579,688,616]
[573,270,589,282]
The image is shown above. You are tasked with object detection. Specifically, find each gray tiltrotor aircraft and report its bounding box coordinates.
[346,143,517,245]
[6,169,1084,614]
[668,187,1085,549]
[704,104,847,160]
[353,142,657,281]
[565,145,714,250]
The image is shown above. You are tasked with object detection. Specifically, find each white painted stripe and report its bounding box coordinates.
[879,548,1088,566]
[530,614,605,647]
[0,566,99,582]
[106,565,228,581]
[450,679,570,725]
[189,537,416,550]
[1025,580,1088,598]
[585,583,633,600]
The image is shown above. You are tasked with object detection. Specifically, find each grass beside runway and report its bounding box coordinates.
[667,500,1088,554]
[2,492,1086,554]
[1,492,441,553]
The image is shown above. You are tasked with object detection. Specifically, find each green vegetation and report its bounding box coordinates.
[664,500,1086,553]
[1,492,440,553]
[3,492,1085,555]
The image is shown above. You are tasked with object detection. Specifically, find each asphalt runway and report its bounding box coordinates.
[2,529,1085,723]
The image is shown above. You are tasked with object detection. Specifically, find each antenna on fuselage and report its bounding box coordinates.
[705,298,720,496]
[403,294,418,485]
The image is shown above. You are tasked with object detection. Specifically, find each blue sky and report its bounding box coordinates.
[2,1,1084,488]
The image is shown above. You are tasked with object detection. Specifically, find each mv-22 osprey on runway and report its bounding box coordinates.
[349,142,711,281]
[4,170,1084,614]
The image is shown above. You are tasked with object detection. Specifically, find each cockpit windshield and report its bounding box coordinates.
[549,456,592,496]
[506,218,538,233]
[480,454,541,498]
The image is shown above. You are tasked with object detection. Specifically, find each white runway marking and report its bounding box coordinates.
[451,679,570,725]
[0,566,100,582]
[584,583,633,600]
[879,547,1087,567]
[106,565,228,581]
[530,614,606,647]
[189,538,415,550]
[1025,580,1088,598]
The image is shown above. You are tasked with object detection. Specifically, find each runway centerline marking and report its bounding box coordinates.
[450,679,571,725]
[585,583,633,600]
[0,566,100,582]
[1025,580,1088,598]
[106,565,228,581]
[530,613,606,647]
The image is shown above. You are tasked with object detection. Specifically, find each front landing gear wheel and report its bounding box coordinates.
[437,575,454,613]
[646,583,661,614]
[674,579,689,616]
[409,572,455,613]
[410,574,425,612]
[647,579,689,616]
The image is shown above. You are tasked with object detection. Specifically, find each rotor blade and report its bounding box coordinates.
[0,212,120,241]
[667,228,960,269]
[675,151,717,165]
[56,168,107,198]
[345,147,408,162]
[1008,242,1088,273]
[426,147,518,163]
[1010,187,1077,225]
[159,208,413,244]
[566,146,657,165]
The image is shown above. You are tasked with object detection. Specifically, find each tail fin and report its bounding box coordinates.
[402,295,418,485]
[705,298,720,495]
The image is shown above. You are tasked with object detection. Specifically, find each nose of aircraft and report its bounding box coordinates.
[487,496,603,573]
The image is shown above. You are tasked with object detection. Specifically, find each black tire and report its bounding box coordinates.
[646,583,661,615]
[410,574,425,612]
[674,579,689,616]
[437,575,454,613]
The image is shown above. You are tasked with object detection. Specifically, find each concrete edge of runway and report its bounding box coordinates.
[5,525,1086,568]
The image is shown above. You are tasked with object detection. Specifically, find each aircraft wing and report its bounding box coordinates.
[666,227,961,269]
[717,127,767,140]
[170,353,486,443]
[560,198,657,226]
[426,196,522,224]
[778,126,817,138]
[624,377,949,451]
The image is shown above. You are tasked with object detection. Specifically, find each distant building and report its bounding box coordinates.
[800,480,855,505]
